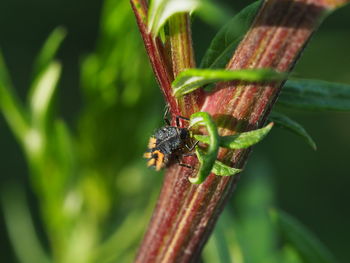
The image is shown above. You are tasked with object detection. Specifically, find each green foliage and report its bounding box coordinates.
[31,27,66,81]
[200,0,262,69]
[270,209,338,263]
[195,147,241,176]
[0,52,30,141]
[203,164,338,263]
[196,0,233,27]
[1,185,50,263]
[1,26,84,262]
[0,27,65,165]
[194,122,273,150]
[202,209,241,263]
[190,114,272,181]
[279,79,350,112]
[269,111,317,150]
[172,68,284,97]
[1,1,157,263]
[203,163,277,263]
[29,62,61,130]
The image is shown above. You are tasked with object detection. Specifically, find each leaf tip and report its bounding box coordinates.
[311,141,317,151]
[188,175,202,184]
[55,26,67,37]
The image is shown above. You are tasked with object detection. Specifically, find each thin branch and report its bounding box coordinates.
[130,0,179,116]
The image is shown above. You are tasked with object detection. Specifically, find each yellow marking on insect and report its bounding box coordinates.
[148,137,157,149]
[147,158,156,167]
[153,150,164,171]
[143,152,152,159]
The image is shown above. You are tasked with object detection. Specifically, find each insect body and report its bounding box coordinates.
[144,116,196,171]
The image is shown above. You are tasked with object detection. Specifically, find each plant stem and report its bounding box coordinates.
[130,0,179,116]
[134,0,349,262]
[169,13,204,117]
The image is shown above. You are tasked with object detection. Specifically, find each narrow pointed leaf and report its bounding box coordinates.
[200,0,262,69]
[194,122,273,150]
[195,147,241,177]
[0,51,29,141]
[278,79,350,112]
[270,209,338,263]
[269,111,316,150]
[221,122,273,149]
[30,62,61,126]
[212,160,241,176]
[196,0,232,27]
[148,0,200,37]
[173,68,284,97]
[32,27,66,79]
[1,185,51,263]
[280,246,303,263]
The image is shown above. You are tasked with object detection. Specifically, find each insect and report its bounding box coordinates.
[144,112,197,171]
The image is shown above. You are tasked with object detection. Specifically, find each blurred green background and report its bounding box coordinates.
[0,0,349,262]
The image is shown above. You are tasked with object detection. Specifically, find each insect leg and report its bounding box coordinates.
[179,163,192,169]
[182,152,196,157]
[185,140,199,151]
[176,115,190,127]
[176,155,193,169]
[163,105,170,125]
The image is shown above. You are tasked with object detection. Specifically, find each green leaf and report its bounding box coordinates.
[213,160,241,176]
[196,0,233,27]
[51,120,75,175]
[173,68,284,97]
[200,0,262,68]
[29,62,62,127]
[189,112,219,184]
[269,111,316,150]
[148,0,200,37]
[1,185,51,263]
[202,210,238,263]
[270,209,338,263]
[234,167,277,263]
[32,27,66,80]
[0,51,30,141]
[195,147,241,177]
[280,246,303,263]
[278,79,350,112]
[194,122,273,150]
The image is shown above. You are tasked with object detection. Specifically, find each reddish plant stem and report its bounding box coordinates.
[130,0,179,116]
[131,0,205,121]
[134,0,348,262]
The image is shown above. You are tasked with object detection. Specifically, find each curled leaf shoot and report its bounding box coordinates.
[172,68,285,97]
[148,0,200,37]
[194,122,274,149]
[189,112,219,184]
